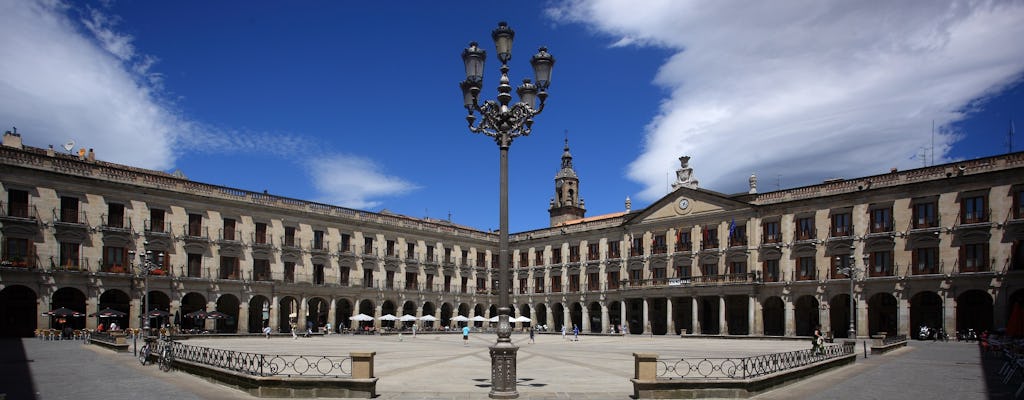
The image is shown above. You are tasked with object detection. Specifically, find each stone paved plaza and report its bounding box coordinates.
[1,333,1019,399]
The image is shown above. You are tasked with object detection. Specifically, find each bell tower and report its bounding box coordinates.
[549,137,586,226]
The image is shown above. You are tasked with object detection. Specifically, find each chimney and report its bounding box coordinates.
[2,127,23,149]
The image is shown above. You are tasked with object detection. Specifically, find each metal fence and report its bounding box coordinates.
[165,340,352,378]
[882,335,908,345]
[656,341,855,380]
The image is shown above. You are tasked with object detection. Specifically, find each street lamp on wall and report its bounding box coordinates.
[834,244,867,339]
[460,21,554,400]
[129,242,164,335]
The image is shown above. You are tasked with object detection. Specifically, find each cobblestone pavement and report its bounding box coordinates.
[1,334,1018,399]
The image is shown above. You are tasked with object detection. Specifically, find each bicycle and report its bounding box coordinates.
[157,337,173,372]
[138,337,153,365]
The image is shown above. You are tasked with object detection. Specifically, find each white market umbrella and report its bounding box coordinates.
[399,314,418,322]
[488,316,500,323]
[471,315,487,322]
[349,313,373,321]
[419,315,437,322]
[513,316,532,323]
[379,314,398,321]
[451,315,470,322]
[288,312,298,318]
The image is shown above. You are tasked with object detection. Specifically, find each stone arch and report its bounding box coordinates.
[306,297,328,331]
[441,302,454,327]
[279,296,300,333]
[794,295,819,336]
[552,303,566,332]
[910,291,943,336]
[0,285,37,337]
[868,292,898,336]
[956,289,993,333]
[355,299,375,330]
[535,303,549,329]
[570,302,583,332]
[725,295,749,335]
[215,294,240,333]
[181,292,208,331]
[588,302,602,333]
[98,288,131,329]
[248,295,271,333]
[51,287,86,330]
[334,298,353,333]
[829,294,853,338]
[763,296,785,336]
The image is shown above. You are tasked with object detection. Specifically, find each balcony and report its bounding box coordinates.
[182,226,210,243]
[727,237,748,247]
[1,201,38,220]
[0,254,37,269]
[960,211,989,225]
[628,248,643,258]
[794,228,817,242]
[912,217,940,230]
[281,236,302,250]
[252,269,273,282]
[99,214,131,233]
[674,242,693,252]
[829,226,854,238]
[144,220,172,236]
[53,209,87,228]
[868,264,895,277]
[619,273,758,288]
[310,240,330,254]
[911,262,941,276]
[98,262,130,274]
[52,256,89,272]
[252,232,273,248]
[869,222,894,234]
[218,228,240,243]
[958,259,989,274]
[762,233,782,245]
[700,239,719,251]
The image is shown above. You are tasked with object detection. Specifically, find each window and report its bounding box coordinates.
[533,249,543,266]
[831,212,852,237]
[283,227,296,247]
[608,241,621,259]
[569,244,581,262]
[675,264,691,279]
[607,271,620,289]
[60,196,80,223]
[476,276,486,293]
[148,209,165,233]
[652,268,666,284]
[407,243,416,260]
[630,236,644,256]
[341,234,351,253]
[701,227,718,249]
[405,272,418,290]
[534,276,545,293]
[2,238,32,267]
[475,251,484,267]
[518,277,528,294]
[588,272,600,290]
[253,259,270,281]
[701,263,718,277]
[106,203,125,228]
[313,264,325,285]
[102,246,127,272]
[313,230,325,250]
[285,262,296,283]
[763,259,780,282]
[6,189,29,218]
[961,195,988,224]
[444,247,452,264]
[652,234,667,254]
[870,207,893,233]
[728,224,747,247]
[519,252,528,267]
[188,213,203,237]
[833,254,853,279]
[386,240,396,257]
[551,276,562,292]
[255,223,268,244]
[460,276,468,293]
[763,221,781,243]
[675,229,692,251]
[1014,187,1024,219]
[587,243,600,260]
[796,216,815,240]
[912,247,939,275]
[339,267,350,286]
[569,274,580,291]
[913,201,938,229]
[796,256,815,280]
[386,271,396,289]
[729,261,747,275]
[222,218,236,241]
[363,237,374,254]
[960,243,988,272]
[869,251,893,277]
[426,274,434,290]
[219,256,239,279]
[59,242,80,270]
[187,253,202,277]
[426,246,435,262]
[629,269,642,284]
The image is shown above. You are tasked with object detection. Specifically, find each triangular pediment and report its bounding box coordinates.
[625,187,750,225]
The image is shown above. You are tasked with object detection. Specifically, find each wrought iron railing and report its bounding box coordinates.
[881,335,907,345]
[655,341,854,380]
[167,340,352,378]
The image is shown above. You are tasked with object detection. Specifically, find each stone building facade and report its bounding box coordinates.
[1,130,1022,338]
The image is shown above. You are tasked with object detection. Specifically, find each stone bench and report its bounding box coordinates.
[89,332,130,352]
[870,335,908,355]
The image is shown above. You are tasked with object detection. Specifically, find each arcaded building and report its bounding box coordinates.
[1,129,1022,339]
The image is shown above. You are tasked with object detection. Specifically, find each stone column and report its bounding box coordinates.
[327,298,337,333]
[85,292,98,330]
[129,297,141,330]
[582,304,591,333]
[749,295,759,336]
[601,302,609,333]
[269,295,279,332]
[642,298,650,335]
[719,296,728,335]
[666,297,675,335]
[237,302,249,334]
[298,296,309,332]
[898,294,910,338]
[692,296,701,334]
[620,301,627,334]
[374,303,383,330]
[547,304,555,332]
[785,297,796,337]
[943,292,956,337]
[819,298,830,337]
[856,295,869,338]
[351,303,361,331]
[206,301,217,331]
[563,304,571,332]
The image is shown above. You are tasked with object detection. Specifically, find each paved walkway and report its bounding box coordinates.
[1,334,1019,399]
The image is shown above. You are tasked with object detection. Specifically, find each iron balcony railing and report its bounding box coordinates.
[144,219,172,234]
[1,201,38,219]
[52,256,89,272]
[54,209,87,225]
[621,273,758,289]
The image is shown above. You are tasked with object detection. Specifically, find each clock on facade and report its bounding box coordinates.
[678,198,690,210]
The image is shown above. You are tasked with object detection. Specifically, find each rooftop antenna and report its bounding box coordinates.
[448,211,452,222]
[61,139,75,153]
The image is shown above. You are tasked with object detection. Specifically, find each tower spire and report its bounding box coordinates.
[549,133,585,226]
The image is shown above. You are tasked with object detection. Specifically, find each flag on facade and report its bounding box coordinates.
[728,218,736,238]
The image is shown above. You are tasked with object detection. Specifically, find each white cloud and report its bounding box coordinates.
[548,0,1024,200]
[305,156,420,210]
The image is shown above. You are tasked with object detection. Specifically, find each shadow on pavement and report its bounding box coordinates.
[978,342,1020,399]
[0,338,38,399]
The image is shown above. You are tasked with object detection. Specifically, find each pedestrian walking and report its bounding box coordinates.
[812,325,824,354]
[529,326,535,343]
[290,320,298,340]
[305,320,313,337]
[573,324,579,341]
[325,322,332,335]
[263,324,272,339]
[411,324,416,338]
[561,325,567,340]
[462,325,470,346]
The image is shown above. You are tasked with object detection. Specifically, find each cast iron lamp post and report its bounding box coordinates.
[834,244,867,339]
[129,242,164,336]
[459,21,554,399]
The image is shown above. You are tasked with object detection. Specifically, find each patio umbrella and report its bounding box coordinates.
[348,313,374,321]
[89,308,126,318]
[419,315,437,322]
[44,307,84,318]
[451,315,469,322]
[183,310,207,319]
[488,316,500,323]
[514,316,533,323]
[146,310,171,318]
[399,314,418,322]
[206,311,230,320]
[288,312,298,318]
[379,314,398,321]
[471,315,487,322]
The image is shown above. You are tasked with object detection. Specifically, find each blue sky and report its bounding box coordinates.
[2,0,1023,233]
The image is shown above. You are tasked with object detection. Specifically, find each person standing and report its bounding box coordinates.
[263,324,272,339]
[529,326,535,344]
[573,324,580,341]
[561,325,567,340]
[305,320,313,337]
[325,322,332,335]
[290,320,298,340]
[812,325,824,354]
[462,325,470,346]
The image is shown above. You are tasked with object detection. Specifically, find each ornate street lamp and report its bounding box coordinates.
[129,242,164,336]
[834,244,867,339]
[460,21,554,399]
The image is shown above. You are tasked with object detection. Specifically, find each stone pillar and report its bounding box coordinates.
[351,352,376,381]
[206,301,217,331]
[351,303,361,331]
[642,298,650,335]
[856,295,869,338]
[601,302,609,333]
[943,292,956,337]
[898,294,910,338]
[692,296,701,334]
[719,296,728,335]
[749,295,759,336]
[374,303,383,330]
[582,304,591,333]
[85,292,98,330]
[819,297,830,337]
[237,302,249,334]
[547,305,555,332]
[620,301,627,334]
[298,297,309,332]
[633,353,659,381]
[269,295,279,332]
[129,297,141,330]
[563,304,571,332]
[666,297,675,335]
[785,298,796,337]
[327,298,337,333]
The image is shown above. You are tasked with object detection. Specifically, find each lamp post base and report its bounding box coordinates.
[489,340,519,399]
